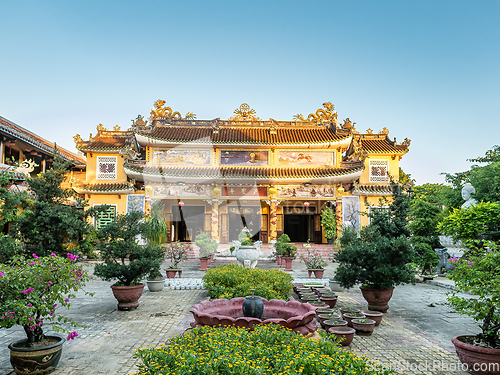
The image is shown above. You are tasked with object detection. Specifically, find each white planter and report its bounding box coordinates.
[233,243,263,268]
[146,279,166,292]
[329,279,346,292]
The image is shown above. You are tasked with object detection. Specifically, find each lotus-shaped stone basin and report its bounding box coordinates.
[189,298,317,335]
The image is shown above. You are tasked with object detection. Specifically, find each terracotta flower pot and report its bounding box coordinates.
[166,269,179,278]
[282,257,294,271]
[315,307,336,317]
[317,313,342,325]
[329,326,355,346]
[313,269,325,279]
[362,310,384,326]
[111,284,145,310]
[319,296,338,308]
[199,257,210,271]
[9,335,65,374]
[340,307,361,316]
[352,318,376,336]
[323,318,347,331]
[343,312,365,327]
[359,286,394,312]
[452,335,500,375]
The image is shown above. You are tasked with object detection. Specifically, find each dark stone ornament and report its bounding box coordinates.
[242,289,264,319]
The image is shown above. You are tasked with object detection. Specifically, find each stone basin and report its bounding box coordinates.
[189,297,317,335]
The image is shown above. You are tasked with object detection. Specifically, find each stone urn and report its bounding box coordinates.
[242,289,264,319]
[233,240,263,268]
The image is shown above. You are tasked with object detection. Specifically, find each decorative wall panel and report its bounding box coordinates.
[152,149,211,165]
[220,150,269,166]
[278,151,335,167]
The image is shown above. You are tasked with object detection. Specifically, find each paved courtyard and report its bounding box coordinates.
[0,258,479,375]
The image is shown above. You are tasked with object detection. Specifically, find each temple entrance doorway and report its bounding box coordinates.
[171,205,205,242]
[227,206,262,242]
[283,206,316,243]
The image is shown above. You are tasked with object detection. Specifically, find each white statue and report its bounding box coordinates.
[461,183,477,209]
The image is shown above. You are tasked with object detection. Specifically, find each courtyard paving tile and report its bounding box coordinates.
[0,258,479,374]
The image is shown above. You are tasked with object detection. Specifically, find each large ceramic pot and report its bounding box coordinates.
[452,335,500,375]
[111,284,145,310]
[9,335,65,374]
[146,279,166,292]
[352,318,376,336]
[362,310,384,326]
[359,286,394,312]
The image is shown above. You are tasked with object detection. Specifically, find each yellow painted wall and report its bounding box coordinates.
[359,154,400,184]
[85,153,128,183]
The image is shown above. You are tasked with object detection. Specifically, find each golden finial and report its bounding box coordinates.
[229,103,260,121]
[113,125,121,131]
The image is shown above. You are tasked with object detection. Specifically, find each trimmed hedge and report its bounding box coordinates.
[202,264,293,300]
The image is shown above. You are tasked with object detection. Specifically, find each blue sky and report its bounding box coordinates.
[1,0,499,184]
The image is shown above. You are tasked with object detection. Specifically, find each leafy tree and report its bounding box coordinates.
[94,211,165,286]
[438,202,500,247]
[398,167,415,188]
[411,183,453,207]
[408,199,441,274]
[468,145,500,164]
[13,152,96,257]
[335,183,415,289]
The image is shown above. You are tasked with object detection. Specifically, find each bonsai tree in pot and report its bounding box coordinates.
[275,234,297,271]
[165,241,191,278]
[408,198,442,276]
[94,211,165,309]
[448,241,500,372]
[0,253,91,373]
[335,183,415,312]
[320,206,337,245]
[195,232,218,271]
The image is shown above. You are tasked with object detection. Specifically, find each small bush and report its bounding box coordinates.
[133,325,393,375]
[202,264,293,300]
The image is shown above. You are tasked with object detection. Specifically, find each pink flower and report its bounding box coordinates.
[53,304,57,308]
[28,303,32,307]
[64,299,69,303]
[29,317,34,322]
[67,331,78,340]
[32,254,39,259]
[49,311,54,316]
[0,271,4,277]
[51,253,56,257]
[22,288,35,294]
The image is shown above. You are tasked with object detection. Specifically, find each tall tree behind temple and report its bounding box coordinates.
[13,151,97,257]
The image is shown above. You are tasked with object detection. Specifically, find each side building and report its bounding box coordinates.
[73,101,410,243]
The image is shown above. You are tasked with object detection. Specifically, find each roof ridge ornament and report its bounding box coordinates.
[150,99,182,120]
[294,102,338,127]
[229,103,260,121]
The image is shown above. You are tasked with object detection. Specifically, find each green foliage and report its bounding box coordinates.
[468,144,500,164]
[408,199,441,274]
[12,153,96,257]
[275,233,297,257]
[237,227,254,246]
[133,324,392,375]
[94,211,165,286]
[0,164,23,233]
[438,202,500,247]
[300,249,329,269]
[202,264,293,300]
[0,253,92,345]
[467,162,500,204]
[446,243,500,349]
[399,167,415,188]
[335,183,415,289]
[165,241,190,269]
[0,234,20,263]
[195,232,218,258]
[144,200,168,246]
[320,206,336,239]
[411,183,453,208]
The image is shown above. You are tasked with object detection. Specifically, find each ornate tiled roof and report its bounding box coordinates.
[73,182,134,194]
[137,125,351,146]
[0,163,26,180]
[0,116,86,166]
[124,162,364,184]
[351,184,393,196]
[360,138,409,153]
[73,124,136,154]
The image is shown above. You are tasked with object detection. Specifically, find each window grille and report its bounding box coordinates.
[96,206,116,229]
[97,156,117,180]
[369,159,389,182]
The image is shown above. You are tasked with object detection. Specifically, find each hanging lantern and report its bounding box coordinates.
[303,202,310,207]
[178,201,185,207]
[337,184,345,195]
[269,186,277,195]
[213,186,221,195]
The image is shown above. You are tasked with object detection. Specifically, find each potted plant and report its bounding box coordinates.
[320,206,337,245]
[94,211,165,310]
[195,232,218,271]
[352,318,376,336]
[335,183,415,312]
[275,234,297,271]
[329,326,356,346]
[231,228,263,268]
[447,242,500,374]
[144,200,169,246]
[0,253,91,374]
[300,249,329,279]
[165,242,190,278]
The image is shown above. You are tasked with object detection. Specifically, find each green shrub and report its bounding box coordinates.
[202,264,293,300]
[275,233,297,257]
[195,232,218,258]
[0,234,20,263]
[133,324,393,375]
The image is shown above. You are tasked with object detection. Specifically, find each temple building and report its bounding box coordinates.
[73,101,410,243]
